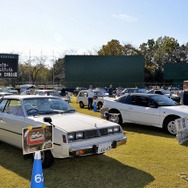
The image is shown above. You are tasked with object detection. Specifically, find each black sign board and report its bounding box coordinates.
[0,53,18,78]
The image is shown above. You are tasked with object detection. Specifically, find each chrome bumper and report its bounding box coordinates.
[69,136,127,156]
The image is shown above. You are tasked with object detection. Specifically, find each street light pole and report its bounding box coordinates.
[52,50,55,87]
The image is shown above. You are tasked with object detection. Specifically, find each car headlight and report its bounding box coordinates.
[76,132,84,139]
[68,133,75,141]
[107,128,113,134]
[68,132,84,142]
[114,126,120,133]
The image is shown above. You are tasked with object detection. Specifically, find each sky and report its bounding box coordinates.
[0,0,187,62]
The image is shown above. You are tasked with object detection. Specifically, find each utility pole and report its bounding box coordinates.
[52,50,55,87]
[29,50,31,84]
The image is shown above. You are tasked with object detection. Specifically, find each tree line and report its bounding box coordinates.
[98,37,188,82]
[2,36,187,86]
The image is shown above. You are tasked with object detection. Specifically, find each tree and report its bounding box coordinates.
[123,43,142,56]
[97,39,125,55]
[52,58,65,84]
[17,55,50,85]
[139,36,185,82]
[28,56,48,85]
[97,39,140,56]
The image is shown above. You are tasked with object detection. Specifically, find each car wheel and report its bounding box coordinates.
[97,102,103,109]
[79,101,84,108]
[108,110,123,125]
[33,150,54,168]
[163,116,179,135]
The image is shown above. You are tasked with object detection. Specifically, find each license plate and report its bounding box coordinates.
[97,142,112,154]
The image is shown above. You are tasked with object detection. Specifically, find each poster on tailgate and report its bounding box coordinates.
[175,117,188,144]
[22,124,53,155]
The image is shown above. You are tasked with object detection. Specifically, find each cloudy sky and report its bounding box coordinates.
[0,0,187,60]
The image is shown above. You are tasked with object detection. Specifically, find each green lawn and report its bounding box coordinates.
[1,97,188,187]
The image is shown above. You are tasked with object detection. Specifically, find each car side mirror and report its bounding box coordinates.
[43,117,52,124]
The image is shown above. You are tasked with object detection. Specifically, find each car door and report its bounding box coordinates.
[114,95,131,122]
[0,99,27,148]
[77,91,88,105]
[128,95,160,126]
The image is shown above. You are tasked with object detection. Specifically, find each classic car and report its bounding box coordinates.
[100,93,188,135]
[0,95,126,168]
[76,89,105,109]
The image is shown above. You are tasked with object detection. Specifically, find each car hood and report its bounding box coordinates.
[29,112,118,132]
[160,105,188,115]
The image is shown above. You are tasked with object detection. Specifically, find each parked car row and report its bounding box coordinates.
[76,86,182,111]
[0,85,186,170]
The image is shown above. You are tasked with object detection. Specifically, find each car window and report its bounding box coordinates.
[150,95,177,106]
[116,95,132,104]
[140,96,149,107]
[116,96,127,103]
[137,89,146,93]
[0,99,8,112]
[4,99,24,116]
[131,96,149,107]
[155,91,163,95]
[94,91,103,97]
[79,91,88,97]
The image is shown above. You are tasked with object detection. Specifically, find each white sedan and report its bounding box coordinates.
[0,95,126,168]
[100,93,188,135]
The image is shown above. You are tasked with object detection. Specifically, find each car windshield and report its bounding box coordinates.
[23,97,75,116]
[161,89,171,95]
[35,90,60,96]
[94,90,105,97]
[137,89,146,93]
[150,95,177,106]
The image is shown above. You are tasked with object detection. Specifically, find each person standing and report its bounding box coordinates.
[88,85,94,110]
[183,83,188,105]
[179,82,188,105]
[61,87,66,96]
[116,87,122,97]
[108,85,113,97]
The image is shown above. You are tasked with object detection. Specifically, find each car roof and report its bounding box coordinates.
[2,95,60,100]
[78,89,105,93]
[35,89,57,91]
[122,93,158,97]
[78,90,88,92]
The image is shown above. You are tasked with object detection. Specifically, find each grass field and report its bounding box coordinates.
[1,97,188,188]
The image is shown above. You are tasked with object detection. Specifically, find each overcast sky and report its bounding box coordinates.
[0,0,187,61]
